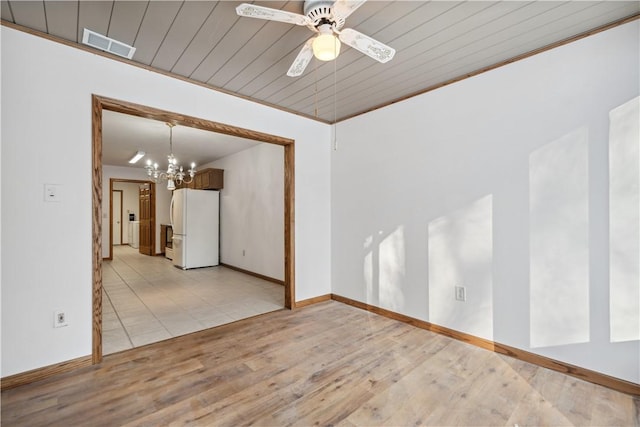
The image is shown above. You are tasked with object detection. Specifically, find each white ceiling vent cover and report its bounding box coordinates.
[82,29,136,59]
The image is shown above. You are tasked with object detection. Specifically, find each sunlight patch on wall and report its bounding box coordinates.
[379,226,406,312]
[609,96,640,343]
[530,129,589,348]
[428,195,493,340]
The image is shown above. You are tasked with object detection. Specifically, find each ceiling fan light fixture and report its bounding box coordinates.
[236,0,395,76]
[313,25,340,61]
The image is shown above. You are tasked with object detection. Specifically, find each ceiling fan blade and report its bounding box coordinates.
[236,3,310,26]
[338,28,395,63]
[332,0,367,21]
[287,38,315,77]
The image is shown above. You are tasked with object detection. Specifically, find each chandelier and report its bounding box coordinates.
[144,123,196,190]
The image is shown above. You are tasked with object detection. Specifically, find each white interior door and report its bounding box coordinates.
[112,190,123,245]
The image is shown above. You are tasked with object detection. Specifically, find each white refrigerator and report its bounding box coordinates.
[170,188,219,269]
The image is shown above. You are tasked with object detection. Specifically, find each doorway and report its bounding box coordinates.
[92,95,295,364]
[108,179,156,261]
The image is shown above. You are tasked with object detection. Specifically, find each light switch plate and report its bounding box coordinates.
[44,184,62,202]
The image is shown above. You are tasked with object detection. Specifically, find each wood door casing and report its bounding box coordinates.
[93,95,295,365]
[138,183,155,256]
[108,178,155,261]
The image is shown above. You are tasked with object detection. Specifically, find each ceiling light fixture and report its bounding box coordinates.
[144,123,196,191]
[312,24,341,61]
[128,150,145,164]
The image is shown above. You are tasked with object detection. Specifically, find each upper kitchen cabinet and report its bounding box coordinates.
[177,168,224,190]
[195,168,224,190]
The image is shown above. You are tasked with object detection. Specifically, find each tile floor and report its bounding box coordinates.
[102,245,284,355]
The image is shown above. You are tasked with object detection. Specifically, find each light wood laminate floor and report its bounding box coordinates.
[2,301,638,426]
[103,245,283,354]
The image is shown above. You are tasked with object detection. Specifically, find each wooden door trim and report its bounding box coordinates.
[92,95,295,364]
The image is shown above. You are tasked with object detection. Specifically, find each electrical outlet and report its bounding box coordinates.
[54,310,68,328]
[455,286,466,302]
[242,249,246,256]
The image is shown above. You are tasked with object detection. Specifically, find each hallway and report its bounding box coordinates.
[102,245,284,354]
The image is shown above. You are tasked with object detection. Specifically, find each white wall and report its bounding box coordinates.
[207,144,284,281]
[332,21,640,383]
[1,27,331,377]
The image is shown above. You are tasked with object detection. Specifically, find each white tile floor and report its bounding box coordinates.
[102,245,284,355]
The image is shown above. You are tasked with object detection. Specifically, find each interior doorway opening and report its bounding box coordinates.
[107,179,156,261]
[92,95,295,364]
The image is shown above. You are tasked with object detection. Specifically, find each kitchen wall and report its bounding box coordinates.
[1,26,331,377]
[331,21,639,383]
[206,143,284,281]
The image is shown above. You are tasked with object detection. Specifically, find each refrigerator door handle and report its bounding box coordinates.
[169,195,175,228]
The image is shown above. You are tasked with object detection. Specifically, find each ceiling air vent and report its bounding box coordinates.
[82,28,136,60]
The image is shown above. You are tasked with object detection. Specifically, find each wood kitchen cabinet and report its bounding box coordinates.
[194,168,224,190]
[175,168,223,190]
[176,179,194,189]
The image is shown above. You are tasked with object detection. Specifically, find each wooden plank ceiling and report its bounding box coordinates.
[2,1,639,123]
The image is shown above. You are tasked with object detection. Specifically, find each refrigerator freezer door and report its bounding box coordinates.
[172,235,185,269]
[171,189,187,235]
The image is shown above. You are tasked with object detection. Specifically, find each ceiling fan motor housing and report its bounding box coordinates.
[304,0,345,29]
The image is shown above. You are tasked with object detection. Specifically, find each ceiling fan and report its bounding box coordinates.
[236,0,396,77]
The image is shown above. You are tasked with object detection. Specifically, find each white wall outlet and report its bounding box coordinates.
[455,286,466,302]
[54,310,68,328]
[242,249,246,256]
[44,184,62,202]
